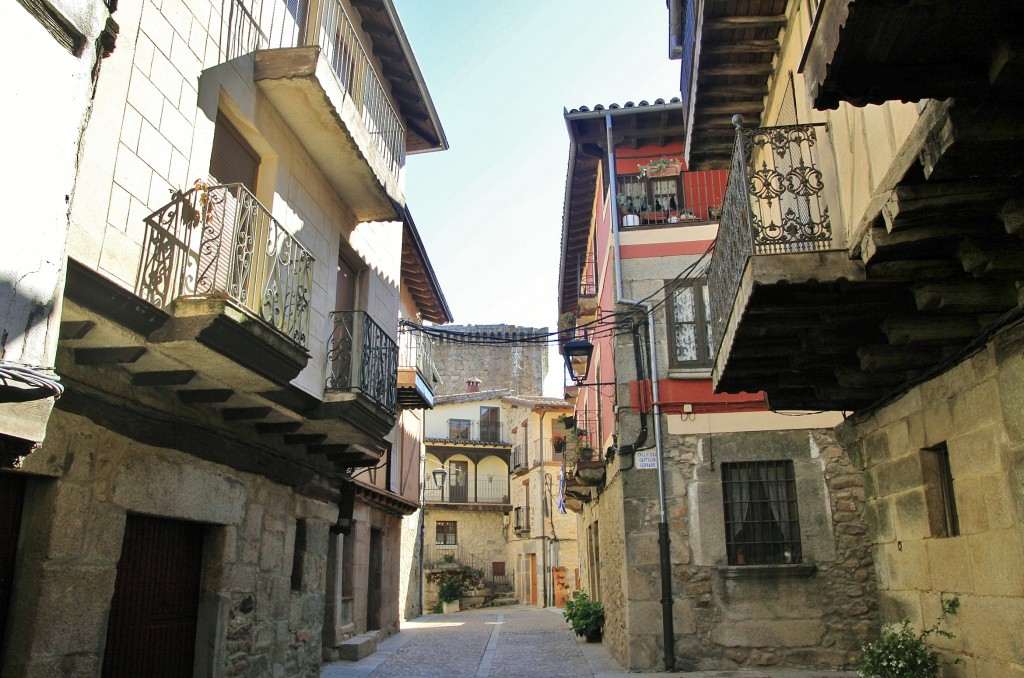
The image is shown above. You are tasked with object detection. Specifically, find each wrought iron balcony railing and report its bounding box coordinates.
[577,252,597,299]
[429,419,507,444]
[326,311,398,414]
[227,0,406,178]
[511,444,527,470]
[708,121,836,355]
[513,506,530,532]
[137,182,315,346]
[398,325,435,381]
[423,476,509,504]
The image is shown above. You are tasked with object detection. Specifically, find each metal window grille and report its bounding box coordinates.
[721,460,801,565]
[435,520,457,546]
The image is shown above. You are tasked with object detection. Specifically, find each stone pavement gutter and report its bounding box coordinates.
[321,605,858,678]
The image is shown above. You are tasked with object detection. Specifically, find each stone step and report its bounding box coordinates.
[490,596,518,606]
[334,632,378,661]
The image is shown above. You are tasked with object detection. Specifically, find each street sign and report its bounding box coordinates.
[635,450,657,469]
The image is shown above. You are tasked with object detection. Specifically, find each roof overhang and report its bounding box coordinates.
[401,208,452,324]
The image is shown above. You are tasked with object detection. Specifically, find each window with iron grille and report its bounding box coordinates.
[435,520,457,546]
[666,279,713,368]
[449,419,470,439]
[722,460,801,565]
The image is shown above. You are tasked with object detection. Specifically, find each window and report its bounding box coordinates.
[722,460,801,565]
[290,519,306,591]
[513,507,529,532]
[666,279,713,368]
[616,174,685,226]
[492,562,506,577]
[922,443,959,538]
[435,520,457,546]
[480,407,500,442]
[449,419,471,439]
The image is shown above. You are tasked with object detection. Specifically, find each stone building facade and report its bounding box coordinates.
[431,325,548,396]
[556,101,878,672]
[2,0,450,675]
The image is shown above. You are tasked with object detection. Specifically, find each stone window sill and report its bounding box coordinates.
[716,563,816,580]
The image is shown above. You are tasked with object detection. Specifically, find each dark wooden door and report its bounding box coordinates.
[0,473,26,665]
[366,528,383,630]
[449,460,468,502]
[102,515,205,678]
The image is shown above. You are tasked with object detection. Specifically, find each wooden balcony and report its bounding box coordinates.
[710,116,1024,412]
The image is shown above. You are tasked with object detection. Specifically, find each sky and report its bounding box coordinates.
[392,2,682,395]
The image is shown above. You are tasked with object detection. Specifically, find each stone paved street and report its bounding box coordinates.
[321,606,858,678]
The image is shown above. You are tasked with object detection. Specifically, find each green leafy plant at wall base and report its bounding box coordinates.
[857,596,960,678]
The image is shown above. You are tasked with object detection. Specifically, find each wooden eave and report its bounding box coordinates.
[402,208,452,324]
[559,148,599,318]
[684,0,787,170]
[349,0,447,153]
[801,0,1024,110]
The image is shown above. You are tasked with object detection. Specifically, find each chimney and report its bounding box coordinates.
[466,378,481,393]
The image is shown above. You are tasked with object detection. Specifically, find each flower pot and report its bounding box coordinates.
[578,447,595,461]
[552,439,566,453]
[442,599,460,614]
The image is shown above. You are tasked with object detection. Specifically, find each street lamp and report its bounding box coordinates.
[562,337,594,385]
[431,465,447,489]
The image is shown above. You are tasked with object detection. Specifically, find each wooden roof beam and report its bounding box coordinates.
[702,40,780,55]
[704,15,787,30]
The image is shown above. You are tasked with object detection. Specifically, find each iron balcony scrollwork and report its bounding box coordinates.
[327,311,398,414]
[137,182,315,347]
[398,325,435,382]
[708,119,835,355]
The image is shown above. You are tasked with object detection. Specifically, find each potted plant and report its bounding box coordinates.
[551,434,567,453]
[563,590,604,642]
[437,572,464,614]
[559,414,577,429]
[577,446,595,461]
[639,157,682,178]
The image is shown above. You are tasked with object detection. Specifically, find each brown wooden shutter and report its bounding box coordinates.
[209,114,259,191]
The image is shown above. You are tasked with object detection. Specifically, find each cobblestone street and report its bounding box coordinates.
[321,606,857,678]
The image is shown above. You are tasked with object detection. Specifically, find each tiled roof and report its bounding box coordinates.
[434,389,513,405]
[565,97,682,115]
[502,395,574,410]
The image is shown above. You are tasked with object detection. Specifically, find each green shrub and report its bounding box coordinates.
[563,590,604,638]
[857,597,959,678]
[436,573,464,603]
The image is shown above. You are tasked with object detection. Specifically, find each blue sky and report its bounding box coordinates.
[393,2,682,393]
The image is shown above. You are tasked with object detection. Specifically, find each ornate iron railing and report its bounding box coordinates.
[708,120,834,355]
[137,183,314,346]
[424,475,509,504]
[616,168,728,226]
[398,325,435,382]
[227,0,406,178]
[326,311,398,413]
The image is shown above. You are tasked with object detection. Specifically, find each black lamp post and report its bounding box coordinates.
[562,337,594,385]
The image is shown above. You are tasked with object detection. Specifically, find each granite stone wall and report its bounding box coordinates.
[840,323,1024,678]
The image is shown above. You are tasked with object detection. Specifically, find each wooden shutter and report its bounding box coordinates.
[209,114,259,190]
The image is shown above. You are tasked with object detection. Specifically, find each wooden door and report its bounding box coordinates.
[449,460,468,502]
[0,473,26,665]
[102,515,205,678]
[366,528,383,631]
[528,554,537,606]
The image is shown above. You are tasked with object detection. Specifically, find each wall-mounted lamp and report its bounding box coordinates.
[431,466,448,489]
[562,337,594,386]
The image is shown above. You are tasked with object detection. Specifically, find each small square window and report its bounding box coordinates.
[722,460,802,565]
[435,520,457,546]
[449,419,471,440]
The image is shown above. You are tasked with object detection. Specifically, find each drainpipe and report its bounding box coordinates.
[538,406,548,608]
[605,113,676,672]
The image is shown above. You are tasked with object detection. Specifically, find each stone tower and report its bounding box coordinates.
[431,324,549,396]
